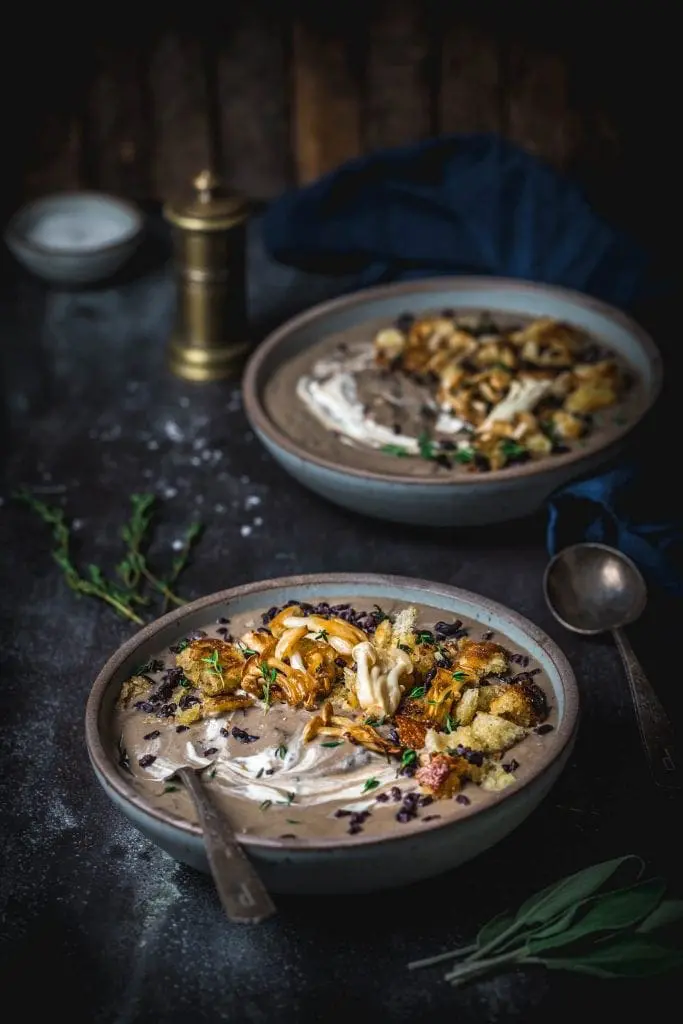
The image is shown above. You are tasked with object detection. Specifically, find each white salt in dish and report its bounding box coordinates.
[4,191,143,285]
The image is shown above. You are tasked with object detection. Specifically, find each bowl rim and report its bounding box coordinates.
[85,572,580,853]
[242,276,663,487]
[4,190,144,256]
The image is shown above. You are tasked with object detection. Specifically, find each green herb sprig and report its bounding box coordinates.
[408,855,683,988]
[15,489,203,625]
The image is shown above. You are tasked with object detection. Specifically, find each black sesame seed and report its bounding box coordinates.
[143,730,160,740]
[388,727,400,745]
[176,725,189,733]
[423,815,441,822]
[529,667,541,676]
[203,747,218,757]
[455,794,471,805]
[522,656,530,668]
[348,824,363,835]
[395,809,412,823]
[434,454,451,469]
[158,703,177,718]
[279,833,297,839]
[231,726,259,743]
[334,657,347,668]
[133,701,155,713]
[481,631,494,640]
[178,693,200,710]
[503,759,519,773]
[535,723,554,735]
[265,769,275,776]
[138,754,156,768]
[375,792,390,803]
[334,809,352,818]
[433,619,463,638]
[390,786,402,801]
[418,795,433,807]
[217,617,230,624]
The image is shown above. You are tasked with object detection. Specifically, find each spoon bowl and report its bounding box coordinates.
[544,542,647,634]
[543,542,679,790]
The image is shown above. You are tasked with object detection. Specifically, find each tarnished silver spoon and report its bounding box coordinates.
[165,763,276,923]
[543,542,679,790]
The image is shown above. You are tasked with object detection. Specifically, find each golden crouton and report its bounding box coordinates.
[118,675,151,707]
[374,327,406,365]
[565,384,617,415]
[449,712,526,754]
[394,713,428,750]
[454,686,480,726]
[551,410,585,440]
[176,639,245,696]
[488,684,544,728]
[415,753,466,797]
[455,639,508,680]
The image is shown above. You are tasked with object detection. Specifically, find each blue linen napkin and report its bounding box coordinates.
[262,133,679,596]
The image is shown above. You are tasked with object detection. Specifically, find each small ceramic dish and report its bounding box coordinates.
[4,191,143,285]
[85,573,579,895]
[242,277,661,527]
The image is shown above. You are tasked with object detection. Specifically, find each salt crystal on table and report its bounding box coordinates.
[253,517,263,527]
[240,525,252,537]
[163,420,184,442]
[245,495,261,509]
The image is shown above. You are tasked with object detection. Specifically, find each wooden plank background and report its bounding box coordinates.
[0,2,677,249]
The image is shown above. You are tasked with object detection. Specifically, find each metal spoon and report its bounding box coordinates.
[543,542,679,790]
[169,764,276,922]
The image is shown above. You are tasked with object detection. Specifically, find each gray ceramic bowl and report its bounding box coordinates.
[85,573,579,895]
[243,277,662,527]
[4,191,143,285]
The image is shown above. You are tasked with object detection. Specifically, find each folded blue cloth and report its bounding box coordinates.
[263,134,679,596]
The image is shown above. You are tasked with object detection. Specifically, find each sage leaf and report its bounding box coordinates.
[534,936,683,978]
[512,855,643,929]
[636,899,683,936]
[527,878,667,954]
[477,912,515,949]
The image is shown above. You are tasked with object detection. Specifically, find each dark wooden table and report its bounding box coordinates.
[1,218,680,1023]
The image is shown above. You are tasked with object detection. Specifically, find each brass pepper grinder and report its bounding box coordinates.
[163,169,251,382]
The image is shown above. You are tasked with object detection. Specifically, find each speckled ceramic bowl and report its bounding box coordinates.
[243,278,661,527]
[4,191,143,285]
[85,573,579,895]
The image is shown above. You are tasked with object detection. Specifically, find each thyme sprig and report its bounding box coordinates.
[15,489,203,625]
[408,855,683,988]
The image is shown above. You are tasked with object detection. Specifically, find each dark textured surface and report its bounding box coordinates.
[1,216,681,1023]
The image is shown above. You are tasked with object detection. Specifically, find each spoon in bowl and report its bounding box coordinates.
[543,542,679,791]
[165,763,276,922]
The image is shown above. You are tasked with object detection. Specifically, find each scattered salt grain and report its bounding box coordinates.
[72,518,84,531]
[240,525,252,538]
[193,439,206,451]
[172,539,184,551]
[253,517,263,527]
[179,396,189,408]
[162,486,178,499]
[240,475,250,485]
[214,504,226,513]
[245,495,261,509]
[190,457,201,467]
[163,420,184,443]
[147,440,159,451]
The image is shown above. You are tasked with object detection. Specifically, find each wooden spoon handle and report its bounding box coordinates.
[612,628,681,790]
[177,768,276,922]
